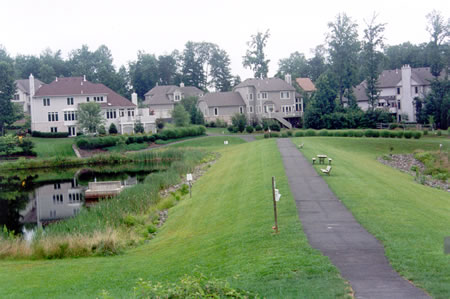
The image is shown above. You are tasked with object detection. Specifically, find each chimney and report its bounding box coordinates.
[401,64,413,121]
[180,82,185,88]
[131,92,138,106]
[83,75,86,82]
[285,74,292,85]
[29,73,35,97]
[55,77,58,82]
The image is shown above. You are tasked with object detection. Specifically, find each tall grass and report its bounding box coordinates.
[0,149,207,259]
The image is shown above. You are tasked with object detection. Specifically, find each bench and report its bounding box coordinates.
[321,166,332,175]
[312,158,316,164]
[328,158,332,165]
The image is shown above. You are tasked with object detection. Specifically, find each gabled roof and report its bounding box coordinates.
[143,85,203,106]
[34,77,135,107]
[295,78,316,92]
[15,78,45,94]
[234,77,295,92]
[199,92,245,107]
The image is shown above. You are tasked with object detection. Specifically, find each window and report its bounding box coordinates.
[43,98,50,106]
[214,107,218,116]
[54,183,61,190]
[67,97,74,105]
[48,112,59,122]
[282,106,292,113]
[174,94,181,101]
[397,88,401,95]
[68,126,76,136]
[86,97,90,102]
[248,93,253,100]
[120,109,125,117]
[257,106,262,114]
[295,98,302,112]
[249,106,253,113]
[106,109,117,119]
[64,111,77,121]
[127,109,135,117]
[415,86,419,94]
[94,96,104,102]
[280,91,290,99]
[50,127,58,133]
[239,106,244,114]
[397,100,401,110]
[260,92,268,99]
[13,94,19,101]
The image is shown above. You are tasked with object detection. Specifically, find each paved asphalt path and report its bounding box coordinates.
[276,139,429,299]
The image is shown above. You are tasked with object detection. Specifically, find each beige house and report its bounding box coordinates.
[143,83,203,119]
[200,76,303,128]
[353,65,446,122]
[12,75,45,113]
[31,76,156,135]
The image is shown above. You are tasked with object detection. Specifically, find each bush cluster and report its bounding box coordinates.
[264,129,422,139]
[76,126,206,150]
[32,131,69,138]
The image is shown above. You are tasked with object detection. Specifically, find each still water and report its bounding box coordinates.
[0,164,158,236]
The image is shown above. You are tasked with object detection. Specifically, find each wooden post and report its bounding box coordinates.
[189,181,192,198]
[272,176,278,233]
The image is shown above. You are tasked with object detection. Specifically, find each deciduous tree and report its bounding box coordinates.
[171,104,190,127]
[77,102,104,134]
[243,30,270,79]
[0,61,20,135]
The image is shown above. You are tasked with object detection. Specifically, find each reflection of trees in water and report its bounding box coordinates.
[0,175,35,234]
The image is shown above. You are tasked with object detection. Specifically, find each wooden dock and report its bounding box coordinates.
[85,181,124,199]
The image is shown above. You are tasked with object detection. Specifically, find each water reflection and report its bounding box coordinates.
[0,166,156,235]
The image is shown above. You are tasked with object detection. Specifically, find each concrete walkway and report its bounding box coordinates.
[276,139,429,299]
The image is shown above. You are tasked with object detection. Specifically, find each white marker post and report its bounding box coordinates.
[224,140,228,145]
[187,173,193,198]
[272,176,280,233]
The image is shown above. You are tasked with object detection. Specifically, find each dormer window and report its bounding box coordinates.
[174,93,181,101]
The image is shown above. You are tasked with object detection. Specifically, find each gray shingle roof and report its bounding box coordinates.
[234,77,295,92]
[15,78,45,94]
[143,85,203,106]
[199,92,245,107]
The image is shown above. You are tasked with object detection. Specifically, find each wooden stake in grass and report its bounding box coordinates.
[272,176,279,233]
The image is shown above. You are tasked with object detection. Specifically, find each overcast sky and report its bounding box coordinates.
[0,0,448,79]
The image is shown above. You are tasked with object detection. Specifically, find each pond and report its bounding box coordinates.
[0,163,160,237]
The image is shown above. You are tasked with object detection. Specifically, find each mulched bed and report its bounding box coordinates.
[378,154,449,192]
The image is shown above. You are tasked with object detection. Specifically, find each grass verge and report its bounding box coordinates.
[295,137,450,298]
[0,140,349,298]
[31,137,76,158]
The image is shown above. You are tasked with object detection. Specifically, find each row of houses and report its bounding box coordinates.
[11,65,442,135]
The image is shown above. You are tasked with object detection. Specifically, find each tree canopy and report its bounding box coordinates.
[243,30,270,79]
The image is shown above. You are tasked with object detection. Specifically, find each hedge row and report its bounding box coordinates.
[76,126,206,150]
[32,131,70,138]
[264,129,422,139]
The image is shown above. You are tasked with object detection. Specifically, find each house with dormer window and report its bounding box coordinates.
[31,76,156,135]
[143,83,204,119]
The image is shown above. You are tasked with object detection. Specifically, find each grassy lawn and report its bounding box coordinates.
[169,136,246,150]
[205,127,230,135]
[0,140,348,298]
[294,136,450,298]
[31,137,76,158]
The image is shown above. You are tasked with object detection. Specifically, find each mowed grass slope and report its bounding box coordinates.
[31,137,75,158]
[295,137,450,298]
[0,140,348,298]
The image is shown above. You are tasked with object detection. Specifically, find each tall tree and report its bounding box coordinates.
[14,55,41,79]
[128,51,159,99]
[308,45,328,82]
[0,61,19,135]
[243,30,270,79]
[276,51,310,79]
[362,14,386,109]
[171,104,190,127]
[157,53,178,85]
[327,13,360,105]
[426,10,449,77]
[209,47,233,91]
[181,41,208,90]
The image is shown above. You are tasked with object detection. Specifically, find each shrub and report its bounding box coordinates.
[108,123,118,134]
[286,130,293,137]
[347,130,355,137]
[32,131,69,138]
[269,122,281,132]
[389,131,397,138]
[215,119,227,128]
[364,130,374,137]
[231,113,247,132]
[305,130,316,136]
[281,132,288,138]
[245,126,254,133]
[18,138,35,155]
[404,131,413,139]
[255,124,263,131]
[437,130,442,136]
[318,130,329,136]
[381,130,390,138]
[413,131,422,139]
[227,126,234,132]
[423,130,428,135]
[270,132,280,138]
[372,130,380,138]
[208,121,216,128]
[134,121,144,134]
[264,133,270,138]
[389,123,398,129]
[232,126,239,133]
[396,131,404,138]
[295,131,304,137]
[98,125,107,136]
[333,131,343,137]
[146,224,157,234]
[354,131,364,137]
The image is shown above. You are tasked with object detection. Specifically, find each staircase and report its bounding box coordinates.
[273,115,292,129]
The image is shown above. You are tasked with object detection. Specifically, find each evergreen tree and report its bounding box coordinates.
[128,51,159,99]
[0,61,19,135]
[77,102,104,134]
[209,48,233,91]
[181,41,207,90]
[171,104,190,127]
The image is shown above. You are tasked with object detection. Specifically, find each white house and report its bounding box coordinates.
[11,76,45,113]
[31,75,156,135]
[353,65,446,122]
